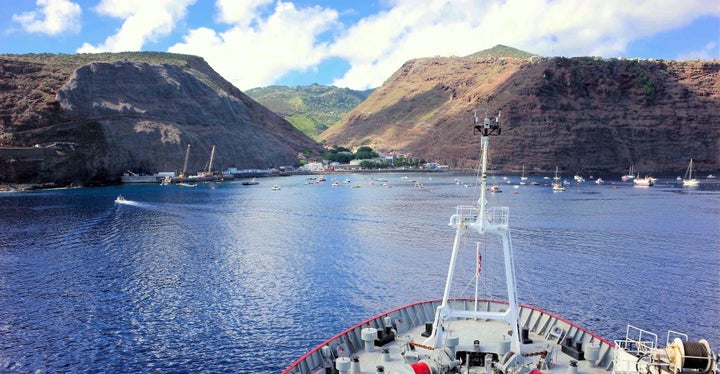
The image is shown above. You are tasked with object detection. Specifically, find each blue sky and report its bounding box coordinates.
[2,0,719,91]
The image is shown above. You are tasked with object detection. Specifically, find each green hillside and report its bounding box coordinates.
[246,84,372,140]
[465,44,538,59]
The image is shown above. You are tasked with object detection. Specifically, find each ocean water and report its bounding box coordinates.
[0,173,718,373]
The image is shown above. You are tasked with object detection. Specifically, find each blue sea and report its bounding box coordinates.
[1,173,718,373]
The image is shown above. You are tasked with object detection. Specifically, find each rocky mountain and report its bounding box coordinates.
[321,45,720,175]
[0,52,323,187]
[245,84,372,140]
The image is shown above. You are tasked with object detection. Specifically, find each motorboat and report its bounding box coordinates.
[633,175,654,187]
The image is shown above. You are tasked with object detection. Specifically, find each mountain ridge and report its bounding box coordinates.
[321,49,720,175]
[0,52,323,187]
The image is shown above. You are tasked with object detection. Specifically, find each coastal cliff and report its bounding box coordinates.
[0,53,323,187]
[322,49,720,175]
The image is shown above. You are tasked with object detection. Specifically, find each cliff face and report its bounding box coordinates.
[0,53,323,186]
[322,56,720,175]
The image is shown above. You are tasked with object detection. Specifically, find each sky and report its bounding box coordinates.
[2,0,719,91]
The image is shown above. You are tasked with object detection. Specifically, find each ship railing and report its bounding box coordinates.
[666,330,688,346]
[449,206,509,229]
[612,325,658,374]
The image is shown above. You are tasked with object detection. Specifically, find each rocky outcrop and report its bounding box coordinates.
[322,54,720,175]
[0,53,323,186]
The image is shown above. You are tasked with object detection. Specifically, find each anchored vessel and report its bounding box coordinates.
[283,112,718,374]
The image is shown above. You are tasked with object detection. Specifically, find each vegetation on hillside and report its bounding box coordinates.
[246,84,372,140]
[322,145,425,169]
[1,51,199,69]
[465,44,538,59]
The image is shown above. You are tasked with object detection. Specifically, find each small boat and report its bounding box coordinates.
[633,175,654,187]
[595,178,604,184]
[552,166,564,191]
[621,165,636,181]
[177,182,197,188]
[114,195,125,203]
[708,174,716,179]
[271,185,281,190]
[682,159,699,187]
[573,174,585,183]
[489,184,502,193]
[282,111,719,374]
[242,178,259,186]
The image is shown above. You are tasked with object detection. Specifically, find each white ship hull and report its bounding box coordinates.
[283,299,618,374]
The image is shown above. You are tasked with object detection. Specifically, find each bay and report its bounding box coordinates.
[1,173,718,373]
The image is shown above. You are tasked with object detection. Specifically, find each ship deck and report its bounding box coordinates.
[283,299,625,374]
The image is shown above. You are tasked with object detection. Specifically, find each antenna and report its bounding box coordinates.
[473,110,501,137]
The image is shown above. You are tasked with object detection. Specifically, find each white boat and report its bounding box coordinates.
[283,112,718,374]
[121,170,175,183]
[114,195,125,203]
[177,182,197,188]
[552,166,564,191]
[595,178,604,184]
[683,159,699,187]
[272,185,281,190]
[633,175,654,187]
[621,166,636,182]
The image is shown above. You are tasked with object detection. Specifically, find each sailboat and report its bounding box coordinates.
[552,166,564,192]
[520,165,528,184]
[621,165,636,181]
[682,159,699,187]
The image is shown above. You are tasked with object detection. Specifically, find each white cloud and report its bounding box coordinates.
[677,41,720,61]
[11,0,82,36]
[69,0,716,90]
[215,0,274,26]
[77,0,196,53]
[329,0,488,89]
[327,0,719,89]
[169,1,338,90]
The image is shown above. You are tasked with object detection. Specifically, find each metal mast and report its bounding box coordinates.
[207,145,216,175]
[429,110,521,354]
[181,144,191,177]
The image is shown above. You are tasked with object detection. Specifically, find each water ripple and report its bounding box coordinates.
[0,176,718,372]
